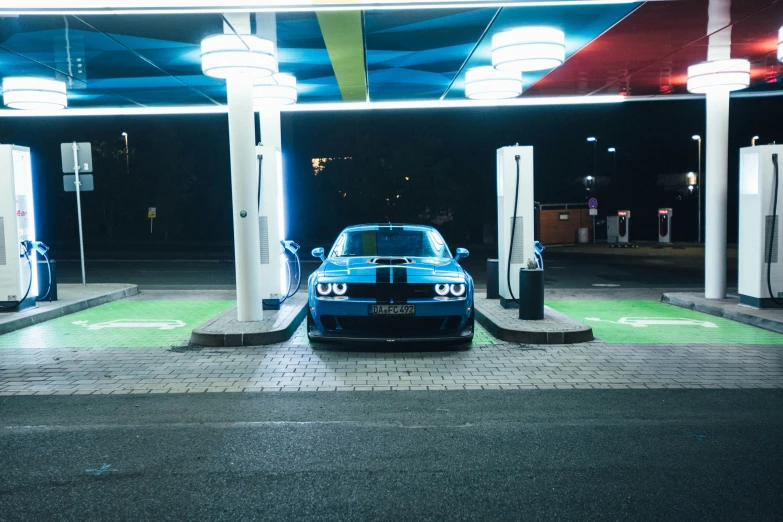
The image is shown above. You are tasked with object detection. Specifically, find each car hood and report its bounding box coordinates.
[317,257,466,283]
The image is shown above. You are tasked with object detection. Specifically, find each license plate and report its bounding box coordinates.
[369,304,415,316]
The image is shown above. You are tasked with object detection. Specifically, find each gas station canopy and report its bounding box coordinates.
[0,0,781,113]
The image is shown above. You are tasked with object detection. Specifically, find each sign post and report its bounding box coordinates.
[61,142,93,287]
[148,207,156,234]
[588,198,598,244]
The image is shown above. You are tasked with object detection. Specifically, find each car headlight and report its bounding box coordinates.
[332,283,348,296]
[450,284,466,297]
[317,283,332,296]
[434,283,450,296]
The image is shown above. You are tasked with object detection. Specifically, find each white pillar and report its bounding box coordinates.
[259,109,282,147]
[703,0,731,300]
[227,76,264,321]
[704,91,729,299]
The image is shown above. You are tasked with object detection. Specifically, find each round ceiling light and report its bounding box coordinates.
[201,34,277,80]
[254,72,298,107]
[2,77,67,110]
[464,66,523,100]
[492,27,565,73]
[686,59,751,94]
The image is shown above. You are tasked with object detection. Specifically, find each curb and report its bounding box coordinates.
[0,285,139,336]
[662,294,783,334]
[190,301,308,347]
[475,305,593,344]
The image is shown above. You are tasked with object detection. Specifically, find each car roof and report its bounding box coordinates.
[340,223,438,233]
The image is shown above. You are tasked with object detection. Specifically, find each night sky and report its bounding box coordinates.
[0,95,780,257]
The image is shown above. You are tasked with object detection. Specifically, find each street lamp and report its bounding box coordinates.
[752,135,759,146]
[121,132,129,177]
[585,175,594,191]
[692,134,702,243]
[587,136,598,181]
[607,147,617,177]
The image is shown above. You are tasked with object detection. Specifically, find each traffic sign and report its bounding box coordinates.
[148,207,157,218]
[588,198,598,209]
[60,142,93,173]
[589,208,598,216]
[63,174,94,192]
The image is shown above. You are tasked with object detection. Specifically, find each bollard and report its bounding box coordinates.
[519,268,544,320]
[486,259,499,299]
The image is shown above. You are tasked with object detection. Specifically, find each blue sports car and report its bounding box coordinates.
[307,224,474,344]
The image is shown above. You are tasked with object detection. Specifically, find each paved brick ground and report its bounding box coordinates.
[1,323,781,395]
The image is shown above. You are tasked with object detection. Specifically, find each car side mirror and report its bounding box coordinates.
[311,247,325,262]
[455,248,469,261]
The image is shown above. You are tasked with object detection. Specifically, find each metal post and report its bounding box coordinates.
[123,133,130,177]
[704,92,729,299]
[592,215,596,244]
[72,142,86,286]
[697,137,702,244]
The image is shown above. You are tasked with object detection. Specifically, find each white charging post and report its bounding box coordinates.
[738,144,783,308]
[0,145,38,311]
[256,144,287,308]
[496,145,534,308]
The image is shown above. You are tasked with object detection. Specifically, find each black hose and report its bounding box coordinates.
[506,155,521,304]
[36,249,53,302]
[257,152,263,214]
[280,250,302,304]
[768,153,781,306]
[0,243,33,310]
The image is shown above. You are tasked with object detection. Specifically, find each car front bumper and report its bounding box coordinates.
[308,296,473,343]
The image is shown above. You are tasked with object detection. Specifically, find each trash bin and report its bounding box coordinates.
[518,268,544,320]
[486,258,499,299]
[577,227,589,243]
[36,259,57,301]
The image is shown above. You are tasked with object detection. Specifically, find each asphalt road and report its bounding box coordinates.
[53,244,721,290]
[1,390,781,521]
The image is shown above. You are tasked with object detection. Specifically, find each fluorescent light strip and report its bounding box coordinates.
[0,0,643,15]
[0,96,625,117]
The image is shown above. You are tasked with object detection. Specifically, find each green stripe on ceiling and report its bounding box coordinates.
[316,10,368,102]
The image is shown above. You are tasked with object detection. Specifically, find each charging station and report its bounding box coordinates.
[0,145,38,312]
[256,144,287,309]
[496,145,534,308]
[617,210,631,244]
[658,208,672,243]
[738,144,783,308]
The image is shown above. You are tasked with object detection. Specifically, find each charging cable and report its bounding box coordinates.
[35,242,53,302]
[768,153,781,306]
[506,155,521,304]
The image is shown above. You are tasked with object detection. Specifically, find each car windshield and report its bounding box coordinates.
[332,228,450,258]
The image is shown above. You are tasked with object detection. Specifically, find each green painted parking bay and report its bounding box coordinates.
[548,300,783,345]
[0,300,234,348]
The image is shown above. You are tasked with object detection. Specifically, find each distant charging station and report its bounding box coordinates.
[658,208,672,243]
[496,145,534,308]
[617,210,631,243]
[738,144,783,308]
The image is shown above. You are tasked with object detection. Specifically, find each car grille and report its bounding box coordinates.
[345,283,436,300]
[322,316,463,335]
